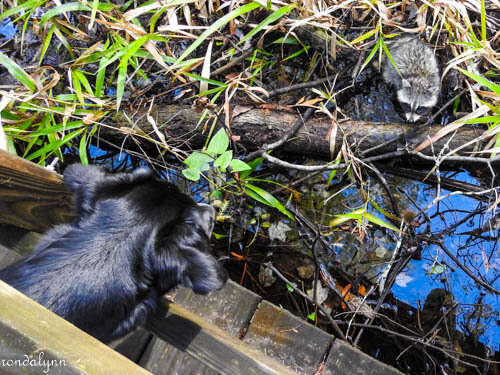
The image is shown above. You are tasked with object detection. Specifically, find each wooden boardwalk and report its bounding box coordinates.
[0,150,403,375]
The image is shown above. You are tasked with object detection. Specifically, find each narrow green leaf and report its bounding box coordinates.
[362,212,401,232]
[351,27,379,45]
[480,0,486,41]
[245,184,294,220]
[39,24,55,64]
[89,0,99,31]
[457,67,500,95]
[0,52,36,91]
[183,72,227,87]
[281,46,310,62]
[238,4,296,45]
[71,70,84,105]
[358,36,380,74]
[79,128,89,165]
[0,0,39,22]
[173,2,261,67]
[26,128,85,161]
[41,2,112,26]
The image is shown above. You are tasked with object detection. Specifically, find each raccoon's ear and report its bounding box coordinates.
[402,79,411,88]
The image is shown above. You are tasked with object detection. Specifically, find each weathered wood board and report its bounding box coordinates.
[324,339,405,375]
[0,150,73,232]
[174,280,262,337]
[140,336,220,375]
[147,303,297,375]
[0,280,151,375]
[243,300,332,374]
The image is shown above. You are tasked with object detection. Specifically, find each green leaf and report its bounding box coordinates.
[206,128,229,155]
[362,212,401,232]
[41,2,112,26]
[245,184,294,220]
[286,283,294,292]
[351,27,379,44]
[79,128,89,165]
[0,52,36,91]
[39,24,55,65]
[238,4,296,45]
[281,46,310,62]
[0,0,39,22]
[457,67,500,95]
[182,167,201,181]
[183,152,213,171]
[358,36,380,75]
[307,312,316,321]
[229,159,252,172]
[240,156,263,179]
[173,2,261,67]
[329,208,365,227]
[213,150,232,172]
[26,128,85,161]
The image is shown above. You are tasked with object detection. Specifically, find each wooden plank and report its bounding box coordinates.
[0,280,151,375]
[0,150,73,232]
[147,302,297,375]
[243,300,332,374]
[111,328,153,363]
[141,281,261,375]
[174,279,262,337]
[0,223,40,257]
[140,337,220,375]
[323,339,404,375]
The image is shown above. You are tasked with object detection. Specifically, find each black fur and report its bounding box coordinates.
[0,165,227,343]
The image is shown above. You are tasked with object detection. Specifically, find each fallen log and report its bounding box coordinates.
[109,105,494,167]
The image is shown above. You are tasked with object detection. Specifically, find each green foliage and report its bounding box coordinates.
[329,200,401,233]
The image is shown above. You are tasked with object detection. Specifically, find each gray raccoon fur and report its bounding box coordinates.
[383,36,440,122]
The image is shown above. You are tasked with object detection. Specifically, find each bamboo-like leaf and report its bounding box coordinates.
[79,128,89,165]
[358,36,380,75]
[457,67,500,95]
[26,128,85,161]
[0,0,40,21]
[116,60,128,110]
[39,24,55,64]
[245,184,294,220]
[480,0,486,41]
[238,4,296,45]
[350,27,379,45]
[89,0,99,31]
[0,53,36,91]
[41,2,112,26]
[362,212,401,232]
[173,2,261,67]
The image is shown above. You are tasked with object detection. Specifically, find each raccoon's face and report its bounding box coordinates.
[397,79,439,122]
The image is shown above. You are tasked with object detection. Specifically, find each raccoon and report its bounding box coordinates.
[383,36,440,122]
